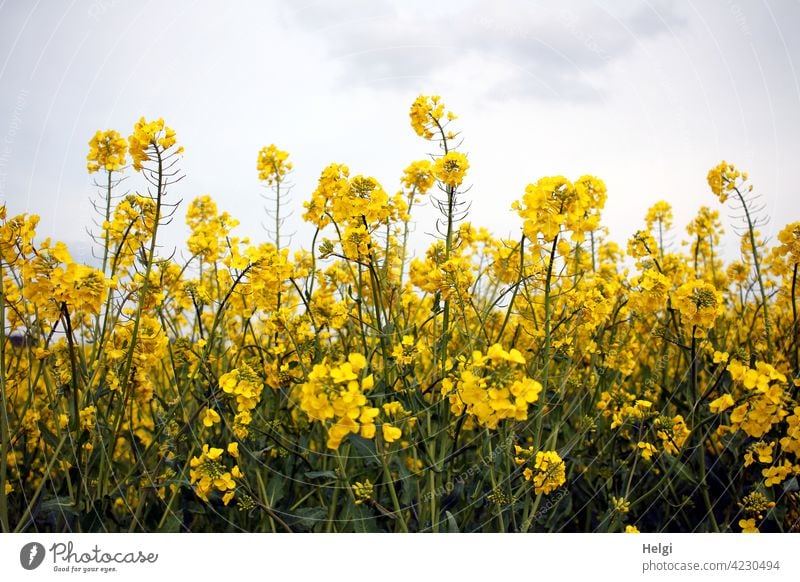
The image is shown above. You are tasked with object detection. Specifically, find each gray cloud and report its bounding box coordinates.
[282,0,689,100]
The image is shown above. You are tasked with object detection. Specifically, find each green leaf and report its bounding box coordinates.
[391,456,414,507]
[266,475,285,505]
[659,454,699,486]
[291,506,327,530]
[157,512,182,533]
[348,435,380,466]
[351,504,378,533]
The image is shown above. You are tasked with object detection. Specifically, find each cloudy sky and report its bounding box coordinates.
[1,0,798,262]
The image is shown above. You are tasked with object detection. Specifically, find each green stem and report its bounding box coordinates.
[441,181,455,378]
[734,186,772,355]
[535,232,559,449]
[494,236,525,344]
[398,189,416,292]
[427,414,437,532]
[101,170,113,275]
[274,178,282,311]
[381,453,408,532]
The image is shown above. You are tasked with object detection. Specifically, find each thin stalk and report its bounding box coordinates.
[101,170,113,275]
[494,236,525,344]
[440,181,455,378]
[398,188,417,291]
[535,232,559,449]
[427,414,437,532]
[273,175,283,311]
[733,185,772,355]
[381,453,408,532]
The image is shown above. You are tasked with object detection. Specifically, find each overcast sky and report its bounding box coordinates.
[1,0,798,263]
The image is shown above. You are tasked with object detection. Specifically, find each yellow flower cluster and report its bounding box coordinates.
[739,491,775,519]
[186,195,239,261]
[655,415,691,455]
[762,461,796,487]
[202,408,221,428]
[515,447,566,495]
[611,496,630,514]
[302,163,348,228]
[775,221,800,268]
[686,206,722,242]
[743,441,774,467]
[442,344,542,430]
[103,194,157,269]
[341,224,372,261]
[409,94,456,140]
[627,229,658,260]
[189,444,242,505]
[86,129,127,173]
[629,269,670,314]
[645,201,673,232]
[20,240,109,324]
[352,479,374,505]
[513,174,606,242]
[128,116,182,171]
[723,360,788,439]
[433,151,469,188]
[672,279,724,335]
[256,144,292,186]
[597,395,654,430]
[302,164,406,260]
[401,160,436,195]
[297,353,381,449]
[391,335,419,367]
[709,393,735,414]
[781,407,800,458]
[707,160,745,203]
[219,363,265,440]
[409,243,475,301]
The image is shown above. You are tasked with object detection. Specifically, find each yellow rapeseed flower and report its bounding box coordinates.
[86,129,127,173]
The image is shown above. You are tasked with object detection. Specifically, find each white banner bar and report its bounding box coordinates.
[2,533,799,581]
